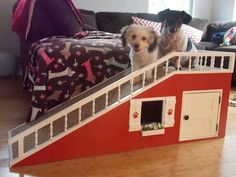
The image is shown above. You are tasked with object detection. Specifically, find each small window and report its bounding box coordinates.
[129,96,176,136]
[141,100,163,130]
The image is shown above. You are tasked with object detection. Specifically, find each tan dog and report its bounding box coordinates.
[121,24,160,83]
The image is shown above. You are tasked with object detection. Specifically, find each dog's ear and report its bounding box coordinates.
[120,25,130,46]
[157,8,170,22]
[147,28,158,53]
[182,11,192,24]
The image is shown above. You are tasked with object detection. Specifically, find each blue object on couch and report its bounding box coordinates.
[211,32,226,45]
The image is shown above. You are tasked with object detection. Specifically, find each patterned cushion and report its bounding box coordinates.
[132,16,162,34]
[223,27,236,46]
[132,16,203,43]
[182,24,204,43]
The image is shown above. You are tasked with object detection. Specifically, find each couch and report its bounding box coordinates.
[18,8,236,84]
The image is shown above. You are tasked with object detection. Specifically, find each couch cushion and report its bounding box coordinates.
[188,18,209,41]
[198,41,218,50]
[213,45,236,52]
[96,12,135,33]
[80,9,98,31]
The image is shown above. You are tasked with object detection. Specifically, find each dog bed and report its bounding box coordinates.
[24,31,130,122]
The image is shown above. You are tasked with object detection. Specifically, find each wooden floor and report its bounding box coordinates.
[0,77,236,177]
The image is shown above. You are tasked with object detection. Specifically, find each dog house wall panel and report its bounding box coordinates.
[13,73,231,167]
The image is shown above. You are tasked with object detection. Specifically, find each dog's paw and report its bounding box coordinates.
[175,66,182,70]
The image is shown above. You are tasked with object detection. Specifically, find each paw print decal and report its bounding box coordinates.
[132,112,139,119]
[167,109,173,115]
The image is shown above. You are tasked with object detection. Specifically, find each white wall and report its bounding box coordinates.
[211,0,235,21]
[78,0,149,13]
[192,0,235,21]
[0,0,19,56]
[192,0,213,20]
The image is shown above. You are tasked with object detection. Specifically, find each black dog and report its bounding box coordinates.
[157,9,198,69]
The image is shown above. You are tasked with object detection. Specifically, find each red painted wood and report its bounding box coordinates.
[13,73,232,167]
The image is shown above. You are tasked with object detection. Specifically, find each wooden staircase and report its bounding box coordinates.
[8,51,235,167]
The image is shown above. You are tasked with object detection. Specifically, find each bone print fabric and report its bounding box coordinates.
[24,31,130,122]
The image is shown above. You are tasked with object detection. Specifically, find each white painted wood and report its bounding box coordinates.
[179,90,221,141]
[141,129,165,136]
[50,123,53,139]
[129,100,142,132]
[8,51,235,167]
[64,115,68,131]
[129,96,176,131]
[142,73,145,87]
[188,57,192,71]
[177,56,181,71]
[165,61,169,75]
[78,108,81,124]
[164,97,176,127]
[35,131,38,147]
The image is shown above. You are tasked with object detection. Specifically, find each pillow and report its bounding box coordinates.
[132,16,161,34]
[132,16,203,43]
[223,27,236,46]
[182,24,204,43]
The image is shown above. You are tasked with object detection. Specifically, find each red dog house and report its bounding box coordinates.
[8,51,235,167]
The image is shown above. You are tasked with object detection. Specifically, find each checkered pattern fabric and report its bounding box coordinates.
[132,16,162,34]
[182,24,203,43]
[132,16,203,43]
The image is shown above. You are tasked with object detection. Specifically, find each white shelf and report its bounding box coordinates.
[141,129,165,137]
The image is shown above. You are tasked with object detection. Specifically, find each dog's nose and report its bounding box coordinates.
[134,44,139,49]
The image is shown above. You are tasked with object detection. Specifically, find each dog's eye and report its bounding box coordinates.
[142,37,147,41]
[132,35,136,39]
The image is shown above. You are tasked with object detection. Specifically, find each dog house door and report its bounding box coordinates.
[179,90,221,141]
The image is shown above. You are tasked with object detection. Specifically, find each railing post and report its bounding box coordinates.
[154,65,157,81]
[188,57,192,71]
[130,79,134,95]
[210,56,215,70]
[177,56,181,71]
[229,54,235,72]
[78,108,82,124]
[18,139,24,157]
[105,92,109,108]
[35,130,38,147]
[50,123,53,139]
[199,56,202,70]
[92,100,95,116]
[165,60,169,75]
[118,85,121,102]
[142,73,145,87]
[64,115,68,131]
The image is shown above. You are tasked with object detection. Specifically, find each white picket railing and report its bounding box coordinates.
[8,51,235,167]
